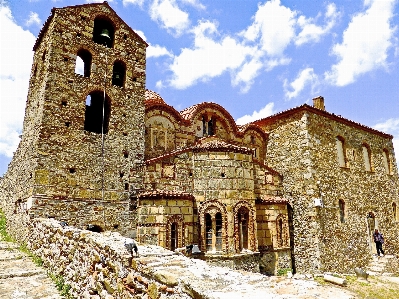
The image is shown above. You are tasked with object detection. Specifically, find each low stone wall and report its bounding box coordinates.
[17,217,286,299]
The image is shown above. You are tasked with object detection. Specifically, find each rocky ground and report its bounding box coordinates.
[1,236,399,299]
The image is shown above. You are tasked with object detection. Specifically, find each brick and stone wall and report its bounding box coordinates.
[255,103,399,273]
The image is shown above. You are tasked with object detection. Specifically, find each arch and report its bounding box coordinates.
[112,60,126,87]
[75,49,92,77]
[233,201,256,252]
[92,16,115,48]
[84,91,111,134]
[275,214,289,248]
[198,200,228,253]
[336,136,347,168]
[382,148,391,174]
[166,214,184,250]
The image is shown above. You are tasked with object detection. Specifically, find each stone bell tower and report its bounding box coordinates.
[9,2,147,233]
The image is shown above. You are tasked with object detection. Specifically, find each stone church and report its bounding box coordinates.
[0,2,398,274]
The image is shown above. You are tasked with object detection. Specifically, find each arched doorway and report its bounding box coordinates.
[367,212,377,254]
[171,222,178,251]
[237,208,249,251]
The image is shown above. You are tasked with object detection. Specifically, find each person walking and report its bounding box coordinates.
[373,228,385,257]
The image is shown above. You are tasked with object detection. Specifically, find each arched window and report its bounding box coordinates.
[84,91,111,134]
[336,136,347,168]
[92,17,115,48]
[362,143,372,171]
[382,149,391,174]
[171,222,178,251]
[112,60,126,87]
[205,213,212,252]
[208,118,215,136]
[75,49,92,77]
[338,199,345,223]
[237,209,249,251]
[215,213,223,251]
[393,203,398,221]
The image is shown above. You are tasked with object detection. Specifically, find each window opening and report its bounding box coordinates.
[75,49,92,77]
[84,91,111,134]
[92,17,114,48]
[171,222,178,251]
[202,116,207,136]
[215,213,223,251]
[393,203,397,221]
[362,144,372,171]
[208,118,215,136]
[112,61,126,87]
[382,149,391,174]
[278,218,283,243]
[339,199,345,223]
[205,214,212,252]
[238,210,248,251]
[336,136,346,167]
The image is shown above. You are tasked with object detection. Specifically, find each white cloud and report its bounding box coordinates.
[133,29,147,41]
[168,20,254,89]
[0,4,35,157]
[325,0,397,86]
[180,0,205,10]
[25,12,41,27]
[284,68,319,99]
[236,102,276,125]
[123,0,145,7]
[147,44,173,58]
[240,0,296,57]
[374,118,399,164]
[150,0,190,36]
[295,3,339,46]
[232,55,263,93]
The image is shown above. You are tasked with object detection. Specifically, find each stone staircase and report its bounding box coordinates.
[365,254,397,276]
[0,240,62,299]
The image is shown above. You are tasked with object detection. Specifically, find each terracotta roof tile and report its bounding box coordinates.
[192,137,253,154]
[252,104,393,139]
[256,196,288,204]
[138,189,194,200]
[145,89,165,104]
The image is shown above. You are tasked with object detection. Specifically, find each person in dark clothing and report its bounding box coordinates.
[373,229,385,257]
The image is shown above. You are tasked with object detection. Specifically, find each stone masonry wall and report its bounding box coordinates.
[259,107,399,273]
[5,216,305,299]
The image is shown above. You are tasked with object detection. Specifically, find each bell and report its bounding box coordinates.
[98,28,111,46]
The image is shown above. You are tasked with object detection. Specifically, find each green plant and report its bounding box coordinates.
[49,273,73,298]
[0,208,14,242]
[277,268,292,276]
[18,243,43,266]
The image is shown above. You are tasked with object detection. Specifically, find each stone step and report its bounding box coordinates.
[0,269,44,279]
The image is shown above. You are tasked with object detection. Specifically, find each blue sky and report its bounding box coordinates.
[0,0,398,176]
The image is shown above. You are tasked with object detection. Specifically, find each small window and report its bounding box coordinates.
[171,222,178,251]
[112,61,126,87]
[382,148,391,174]
[393,202,398,221]
[336,136,347,168]
[84,91,111,134]
[208,118,215,136]
[75,49,92,77]
[362,143,372,172]
[338,199,345,223]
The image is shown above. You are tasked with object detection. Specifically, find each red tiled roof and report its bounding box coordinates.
[145,137,255,165]
[252,104,393,139]
[256,196,288,204]
[192,137,253,154]
[180,103,201,120]
[145,89,165,105]
[138,189,194,200]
